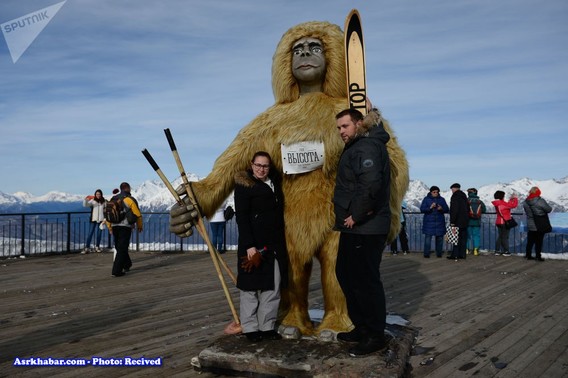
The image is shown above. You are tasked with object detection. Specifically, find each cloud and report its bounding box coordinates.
[0,0,567,195]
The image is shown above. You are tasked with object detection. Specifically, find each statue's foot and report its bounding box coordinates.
[316,310,352,335]
[281,309,314,336]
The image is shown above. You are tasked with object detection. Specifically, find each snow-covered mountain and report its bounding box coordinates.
[404,177,568,213]
[0,176,567,213]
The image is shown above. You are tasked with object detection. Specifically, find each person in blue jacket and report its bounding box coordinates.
[420,186,449,257]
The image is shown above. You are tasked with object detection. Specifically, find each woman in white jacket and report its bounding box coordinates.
[83,189,106,253]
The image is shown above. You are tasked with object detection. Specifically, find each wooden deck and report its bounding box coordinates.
[0,250,567,377]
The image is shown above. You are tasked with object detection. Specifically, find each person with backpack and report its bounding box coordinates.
[82,189,106,254]
[466,188,486,256]
[106,182,143,277]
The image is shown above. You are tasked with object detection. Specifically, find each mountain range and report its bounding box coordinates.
[1,176,567,214]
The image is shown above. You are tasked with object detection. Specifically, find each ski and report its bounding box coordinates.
[344,9,367,116]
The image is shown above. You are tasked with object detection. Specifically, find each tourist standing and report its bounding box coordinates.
[523,186,552,261]
[492,190,518,256]
[390,200,409,255]
[466,188,486,256]
[420,186,449,258]
[333,108,390,356]
[448,183,469,260]
[83,189,106,253]
[234,151,288,342]
[108,182,143,277]
[208,201,229,253]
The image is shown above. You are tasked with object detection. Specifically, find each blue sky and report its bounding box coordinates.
[1,0,567,196]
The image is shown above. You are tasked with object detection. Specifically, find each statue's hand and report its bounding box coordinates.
[169,185,199,237]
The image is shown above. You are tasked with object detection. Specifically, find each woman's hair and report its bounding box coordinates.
[494,190,505,200]
[251,151,272,164]
[429,185,440,193]
[94,189,105,203]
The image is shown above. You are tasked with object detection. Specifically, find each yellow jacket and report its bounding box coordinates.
[105,196,143,231]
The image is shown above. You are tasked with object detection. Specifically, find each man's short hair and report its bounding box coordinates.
[336,108,364,123]
[120,182,130,191]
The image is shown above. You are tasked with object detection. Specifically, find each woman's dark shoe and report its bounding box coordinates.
[244,331,262,342]
[337,328,362,343]
[536,257,545,262]
[261,330,282,340]
[525,256,535,260]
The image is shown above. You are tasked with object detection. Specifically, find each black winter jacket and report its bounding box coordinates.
[333,114,391,235]
[234,170,288,291]
[450,190,469,228]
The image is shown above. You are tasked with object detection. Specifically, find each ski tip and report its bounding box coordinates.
[345,9,361,23]
[344,9,362,33]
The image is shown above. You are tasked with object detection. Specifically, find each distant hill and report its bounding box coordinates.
[1,176,567,214]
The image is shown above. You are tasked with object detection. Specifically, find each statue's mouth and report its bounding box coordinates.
[296,64,317,69]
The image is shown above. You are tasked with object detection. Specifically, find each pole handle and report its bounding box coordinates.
[164,128,177,152]
[142,149,160,171]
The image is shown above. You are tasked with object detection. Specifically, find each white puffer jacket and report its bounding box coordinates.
[83,198,105,223]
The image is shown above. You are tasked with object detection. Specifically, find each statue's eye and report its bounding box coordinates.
[293,48,302,55]
[311,46,323,54]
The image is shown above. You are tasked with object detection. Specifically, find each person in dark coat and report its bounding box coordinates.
[448,183,469,260]
[234,151,288,342]
[333,108,390,357]
[420,186,449,257]
[523,186,552,261]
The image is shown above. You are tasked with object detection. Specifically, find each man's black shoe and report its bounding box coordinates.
[337,328,361,343]
[261,330,282,340]
[348,336,387,357]
[112,272,125,277]
[244,331,262,342]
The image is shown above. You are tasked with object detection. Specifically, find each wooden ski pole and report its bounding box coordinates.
[141,148,240,326]
[163,129,237,284]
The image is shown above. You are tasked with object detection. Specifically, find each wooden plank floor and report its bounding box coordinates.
[0,250,567,377]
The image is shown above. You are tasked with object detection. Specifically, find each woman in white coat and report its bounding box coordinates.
[83,189,106,253]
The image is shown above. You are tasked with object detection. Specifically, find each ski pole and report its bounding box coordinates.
[163,128,237,284]
[141,148,240,326]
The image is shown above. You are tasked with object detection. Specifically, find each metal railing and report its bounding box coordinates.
[0,211,566,258]
[0,211,238,258]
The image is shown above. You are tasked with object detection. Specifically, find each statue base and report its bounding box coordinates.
[194,319,417,377]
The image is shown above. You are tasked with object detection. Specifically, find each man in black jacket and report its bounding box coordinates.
[449,183,469,260]
[333,108,390,357]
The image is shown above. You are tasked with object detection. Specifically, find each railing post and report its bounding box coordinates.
[20,214,25,256]
[67,213,72,253]
[136,228,140,252]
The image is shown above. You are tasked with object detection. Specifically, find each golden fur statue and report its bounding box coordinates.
[172,21,409,335]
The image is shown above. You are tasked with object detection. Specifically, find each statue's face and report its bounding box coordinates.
[291,37,326,85]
